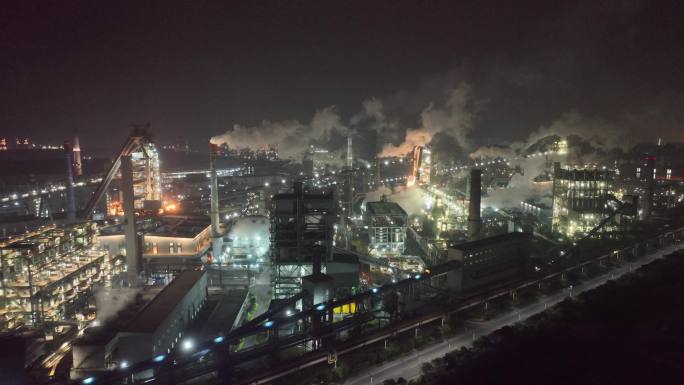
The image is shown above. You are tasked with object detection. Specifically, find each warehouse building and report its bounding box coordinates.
[71,269,207,380]
[444,232,530,293]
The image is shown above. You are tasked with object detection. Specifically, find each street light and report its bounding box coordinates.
[181,338,194,352]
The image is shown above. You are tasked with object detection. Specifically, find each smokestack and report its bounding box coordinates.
[641,155,656,220]
[73,134,83,176]
[209,143,223,259]
[120,154,141,282]
[63,141,77,223]
[468,169,482,240]
[346,136,353,169]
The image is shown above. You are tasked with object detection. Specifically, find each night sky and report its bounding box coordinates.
[1,0,682,155]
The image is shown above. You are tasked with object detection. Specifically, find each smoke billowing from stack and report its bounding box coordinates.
[468,169,482,240]
[641,155,655,220]
[63,141,77,223]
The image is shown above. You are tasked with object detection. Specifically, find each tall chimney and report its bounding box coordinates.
[121,154,141,282]
[63,141,77,223]
[209,143,223,259]
[641,155,655,220]
[73,134,83,176]
[346,136,353,169]
[468,169,482,240]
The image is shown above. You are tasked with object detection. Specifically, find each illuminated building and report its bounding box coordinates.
[0,138,7,151]
[365,200,408,256]
[552,162,616,238]
[97,217,212,270]
[0,222,122,331]
[106,142,162,215]
[134,143,162,208]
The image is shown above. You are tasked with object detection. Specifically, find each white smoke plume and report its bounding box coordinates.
[94,287,139,324]
[380,83,477,157]
[211,82,479,162]
[525,111,625,152]
[483,156,556,210]
[211,106,349,160]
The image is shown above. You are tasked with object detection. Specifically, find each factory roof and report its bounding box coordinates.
[124,269,206,334]
[448,231,532,252]
[146,216,210,238]
[99,216,210,238]
[366,201,407,217]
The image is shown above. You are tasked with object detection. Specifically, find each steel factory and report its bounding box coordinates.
[3,125,684,385]
[3,3,683,384]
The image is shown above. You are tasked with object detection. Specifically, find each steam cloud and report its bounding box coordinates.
[483,156,557,210]
[379,83,477,157]
[211,83,479,161]
[211,107,349,160]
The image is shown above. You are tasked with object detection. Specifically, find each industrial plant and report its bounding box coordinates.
[2,2,683,384]
[4,123,684,385]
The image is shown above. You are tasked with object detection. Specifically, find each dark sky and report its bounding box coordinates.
[1,0,682,155]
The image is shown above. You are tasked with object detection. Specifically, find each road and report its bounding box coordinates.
[343,243,683,385]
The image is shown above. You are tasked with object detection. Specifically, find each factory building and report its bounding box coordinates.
[443,232,530,293]
[364,200,408,257]
[97,216,212,271]
[614,143,684,215]
[270,182,336,299]
[552,163,616,238]
[520,200,553,224]
[0,222,123,331]
[70,270,207,380]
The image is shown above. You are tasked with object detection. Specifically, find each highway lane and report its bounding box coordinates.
[343,243,683,385]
